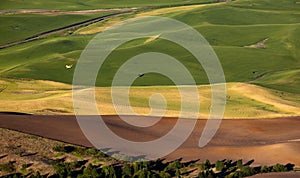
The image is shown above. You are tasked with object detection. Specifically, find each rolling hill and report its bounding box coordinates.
[0,0,299,117]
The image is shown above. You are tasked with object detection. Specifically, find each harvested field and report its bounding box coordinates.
[0,114,299,166]
[1,79,299,118]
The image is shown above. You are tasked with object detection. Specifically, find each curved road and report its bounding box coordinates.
[0,10,134,49]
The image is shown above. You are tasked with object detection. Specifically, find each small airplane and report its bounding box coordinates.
[65,64,73,69]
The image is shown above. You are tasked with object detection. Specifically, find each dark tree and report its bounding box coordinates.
[215,160,225,171]
[122,163,133,177]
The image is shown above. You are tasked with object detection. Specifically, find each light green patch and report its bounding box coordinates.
[253,69,300,94]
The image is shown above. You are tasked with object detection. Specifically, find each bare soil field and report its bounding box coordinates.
[250,171,300,178]
[0,114,299,167]
[252,172,300,178]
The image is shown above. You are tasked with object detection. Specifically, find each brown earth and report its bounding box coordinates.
[250,172,300,178]
[0,114,299,167]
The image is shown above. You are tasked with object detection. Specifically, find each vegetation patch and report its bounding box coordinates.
[0,161,16,173]
[3,157,296,178]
